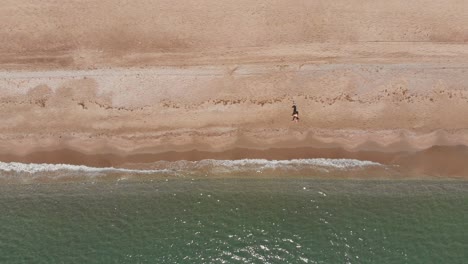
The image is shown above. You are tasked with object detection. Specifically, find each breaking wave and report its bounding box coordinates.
[0,158,380,174]
[0,161,166,174]
[191,158,381,169]
[145,159,382,171]
[0,159,388,183]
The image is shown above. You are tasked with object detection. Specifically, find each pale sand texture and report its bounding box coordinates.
[0,1,467,176]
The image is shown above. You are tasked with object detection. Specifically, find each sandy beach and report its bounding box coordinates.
[1,0,468,177]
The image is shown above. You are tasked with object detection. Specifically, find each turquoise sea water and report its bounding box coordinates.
[1,178,467,263]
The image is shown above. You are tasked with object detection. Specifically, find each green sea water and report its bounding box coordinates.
[0,178,467,263]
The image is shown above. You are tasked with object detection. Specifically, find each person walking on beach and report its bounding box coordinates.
[292,102,299,122]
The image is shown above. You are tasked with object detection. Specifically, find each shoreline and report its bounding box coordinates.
[0,145,467,179]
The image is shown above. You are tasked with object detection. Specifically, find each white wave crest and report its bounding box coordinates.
[195,159,381,169]
[0,158,381,174]
[148,158,383,172]
[0,161,165,174]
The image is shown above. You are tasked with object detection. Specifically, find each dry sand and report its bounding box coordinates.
[0,0,467,177]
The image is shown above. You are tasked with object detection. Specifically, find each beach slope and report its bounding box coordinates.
[1,0,467,177]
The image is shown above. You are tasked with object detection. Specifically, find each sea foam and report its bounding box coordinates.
[0,158,381,174]
[0,161,165,174]
[195,158,381,169]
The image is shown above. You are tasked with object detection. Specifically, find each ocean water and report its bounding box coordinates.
[0,161,467,263]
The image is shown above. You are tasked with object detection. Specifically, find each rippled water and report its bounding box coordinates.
[1,178,467,263]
